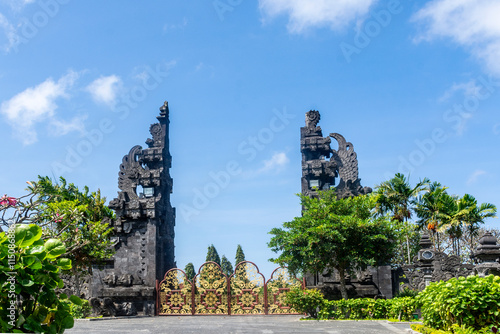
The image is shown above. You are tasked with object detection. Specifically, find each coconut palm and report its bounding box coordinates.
[375,173,430,264]
[414,182,456,251]
[450,194,497,261]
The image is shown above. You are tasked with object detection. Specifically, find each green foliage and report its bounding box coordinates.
[184,263,195,281]
[0,224,82,333]
[317,297,417,321]
[374,173,429,265]
[411,323,494,334]
[395,287,420,298]
[205,244,220,265]
[285,287,325,318]
[235,244,245,266]
[220,255,233,277]
[33,176,115,270]
[64,299,92,319]
[417,275,500,331]
[268,190,397,299]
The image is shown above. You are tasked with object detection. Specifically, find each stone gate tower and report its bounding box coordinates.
[301,110,372,198]
[90,101,176,316]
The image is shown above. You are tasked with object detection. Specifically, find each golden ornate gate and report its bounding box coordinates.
[156,261,303,316]
[157,268,192,315]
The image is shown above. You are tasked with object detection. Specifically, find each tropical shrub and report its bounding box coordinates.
[417,275,500,332]
[0,224,82,333]
[285,287,325,318]
[317,297,417,321]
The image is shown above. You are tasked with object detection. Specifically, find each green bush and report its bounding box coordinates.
[285,287,325,318]
[411,323,494,334]
[0,224,82,333]
[417,275,500,332]
[387,297,418,321]
[65,299,92,319]
[396,287,419,298]
[317,297,416,320]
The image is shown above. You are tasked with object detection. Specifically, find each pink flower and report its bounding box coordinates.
[0,195,17,207]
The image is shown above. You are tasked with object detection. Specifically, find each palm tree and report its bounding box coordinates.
[450,194,497,261]
[414,182,455,251]
[375,173,430,264]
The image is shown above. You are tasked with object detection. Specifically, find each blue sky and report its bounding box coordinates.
[1,0,499,278]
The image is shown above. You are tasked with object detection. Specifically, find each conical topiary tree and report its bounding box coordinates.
[221,255,233,277]
[184,262,196,281]
[235,244,245,266]
[206,244,221,265]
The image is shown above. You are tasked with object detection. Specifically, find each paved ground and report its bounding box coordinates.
[68,316,413,334]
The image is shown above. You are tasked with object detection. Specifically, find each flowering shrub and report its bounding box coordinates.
[0,195,17,207]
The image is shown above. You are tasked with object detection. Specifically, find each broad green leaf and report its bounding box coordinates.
[21,278,34,287]
[69,294,82,306]
[26,245,45,255]
[14,224,42,247]
[44,239,66,259]
[61,315,74,329]
[57,258,72,270]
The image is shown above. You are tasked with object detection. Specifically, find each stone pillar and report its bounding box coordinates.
[473,232,500,277]
[90,101,176,316]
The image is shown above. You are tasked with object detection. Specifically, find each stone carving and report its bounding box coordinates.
[473,231,500,277]
[90,101,176,316]
[300,110,371,199]
[399,233,473,291]
[89,297,138,317]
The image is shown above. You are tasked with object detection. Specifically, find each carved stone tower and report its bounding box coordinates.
[90,101,176,316]
[300,110,372,199]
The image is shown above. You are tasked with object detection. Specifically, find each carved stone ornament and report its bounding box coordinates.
[300,110,372,199]
[90,101,176,317]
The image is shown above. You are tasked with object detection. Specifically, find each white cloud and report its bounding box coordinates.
[0,70,81,145]
[86,75,122,108]
[0,12,18,52]
[438,80,482,102]
[467,169,487,185]
[162,17,187,34]
[412,0,500,76]
[48,115,87,137]
[257,152,290,174]
[258,0,377,33]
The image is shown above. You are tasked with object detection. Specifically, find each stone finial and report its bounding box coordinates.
[305,110,320,128]
[474,232,500,262]
[419,232,433,249]
[159,101,169,116]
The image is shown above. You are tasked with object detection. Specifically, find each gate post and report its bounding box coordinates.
[155,279,159,316]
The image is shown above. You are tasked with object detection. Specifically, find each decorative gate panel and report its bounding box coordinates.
[193,262,229,315]
[266,267,302,314]
[157,269,193,315]
[230,261,266,315]
[157,262,303,316]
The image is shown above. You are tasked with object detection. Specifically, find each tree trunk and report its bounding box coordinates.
[338,267,349,300]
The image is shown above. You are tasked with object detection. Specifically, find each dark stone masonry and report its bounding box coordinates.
[89,102,176,316]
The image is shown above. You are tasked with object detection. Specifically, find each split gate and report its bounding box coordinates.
[156,261,303,315]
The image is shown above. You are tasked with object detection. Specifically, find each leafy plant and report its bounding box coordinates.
[64,299,91,319]
[269,190,397,299]
[417,275,500,332]
[0,224,82,333]
[285,287,325,318]
[317,297,416,321]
